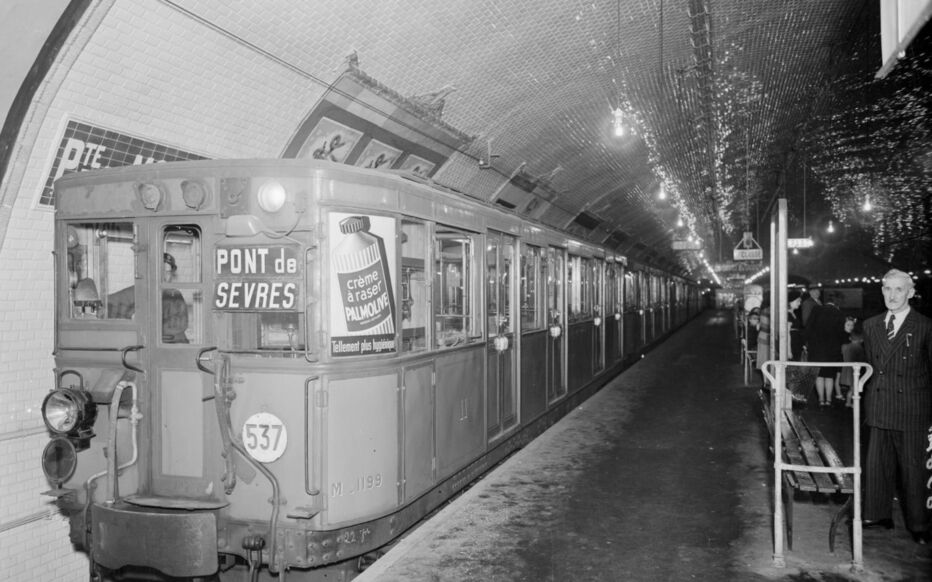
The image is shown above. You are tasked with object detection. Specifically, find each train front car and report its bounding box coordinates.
[42,160,413,581]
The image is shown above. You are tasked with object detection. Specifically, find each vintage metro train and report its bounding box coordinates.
[40,159,702,581]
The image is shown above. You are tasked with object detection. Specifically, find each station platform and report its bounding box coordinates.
[355,310,932,581]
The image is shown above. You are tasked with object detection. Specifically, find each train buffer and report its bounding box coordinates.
[759,391,854,554]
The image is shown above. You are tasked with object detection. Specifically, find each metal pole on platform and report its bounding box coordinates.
[770,199,786,567]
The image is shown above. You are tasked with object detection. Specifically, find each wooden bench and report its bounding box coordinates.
[741,338,757,385]
[759,390,853,552]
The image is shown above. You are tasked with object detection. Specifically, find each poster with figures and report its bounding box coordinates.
[398,154,436,177]
[298,117,363,163]
[329,212,397,357]
[355,139,402,170]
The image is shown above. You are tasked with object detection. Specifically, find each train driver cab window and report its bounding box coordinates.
[162,226,203,344]
[401,219,428,352]
[66,222,135,320]
[434,227,481,348]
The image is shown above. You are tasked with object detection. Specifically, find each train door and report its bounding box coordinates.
[519,243,547,422]
[486,231,517,440]
[604,261,622,365]
[140,220,221,506]
[623,270,640,358]
[593,258,605,374]
[545,247,566,402]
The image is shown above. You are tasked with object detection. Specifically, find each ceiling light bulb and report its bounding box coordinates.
[612,108,624,137]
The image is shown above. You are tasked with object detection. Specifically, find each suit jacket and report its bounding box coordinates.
[863,308,932,430]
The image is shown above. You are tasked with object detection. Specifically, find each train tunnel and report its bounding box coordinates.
[1,1,930,580]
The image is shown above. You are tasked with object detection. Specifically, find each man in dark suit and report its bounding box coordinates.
[862,269,932,544]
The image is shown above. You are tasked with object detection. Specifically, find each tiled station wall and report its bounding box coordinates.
[0,2,491,580]
[0,1,324,579]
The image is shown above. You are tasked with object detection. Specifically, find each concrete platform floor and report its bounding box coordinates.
[355,310,931,582]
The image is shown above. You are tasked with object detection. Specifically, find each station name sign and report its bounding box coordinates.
[733,231,762,261]
[733,248,763,261]
[672,240,702,251]
[214,246,301,311]
[787,237,814,249]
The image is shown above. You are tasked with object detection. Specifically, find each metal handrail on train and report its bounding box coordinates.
[760,359,873,573]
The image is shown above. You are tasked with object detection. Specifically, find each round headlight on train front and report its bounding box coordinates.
[42,388,95,435]
[42,438,78,485]
[257,181,287,213]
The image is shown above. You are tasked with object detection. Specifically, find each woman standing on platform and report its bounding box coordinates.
[805,299,848,406]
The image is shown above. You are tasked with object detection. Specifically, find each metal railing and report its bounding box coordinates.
[761,359,873,572]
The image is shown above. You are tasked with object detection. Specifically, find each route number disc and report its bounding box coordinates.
[241,412,287,463]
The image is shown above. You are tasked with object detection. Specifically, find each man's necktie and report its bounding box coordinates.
[887,313,896,341]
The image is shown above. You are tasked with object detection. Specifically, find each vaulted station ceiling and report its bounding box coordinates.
[2,0,930,281]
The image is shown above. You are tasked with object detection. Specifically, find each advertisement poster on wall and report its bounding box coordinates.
[328,212,397,357]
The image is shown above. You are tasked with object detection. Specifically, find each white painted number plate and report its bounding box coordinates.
[241,412,287,463]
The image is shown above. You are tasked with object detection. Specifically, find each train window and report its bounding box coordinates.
[66,222,135,320]
[591,259,602,319]
[567,255,594,322]
[520,244,544,330]
[220,240,306,354]
[546,248,564,326]
[486,232,515,336]
[401,219,427,352]
[567,256,580,322]
[624,271,637,309]
[639,272,650,309]
[434,227,481,348]
[161,226,203,344]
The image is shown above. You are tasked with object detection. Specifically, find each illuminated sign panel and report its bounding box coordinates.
[787,237,815,249]
[672,240,701,251]
[733,248,763,261]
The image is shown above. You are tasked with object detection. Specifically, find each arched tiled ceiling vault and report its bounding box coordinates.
[1,0,930,277]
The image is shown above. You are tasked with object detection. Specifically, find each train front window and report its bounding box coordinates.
[216,243,307,354]
[66,222,135,320]
[161,226,203,344]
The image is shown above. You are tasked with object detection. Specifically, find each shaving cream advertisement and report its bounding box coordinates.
[329,212,397,356]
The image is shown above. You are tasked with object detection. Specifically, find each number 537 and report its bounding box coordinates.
[243,423,283,451]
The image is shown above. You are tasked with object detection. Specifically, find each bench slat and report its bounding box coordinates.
[805,424,854,493]
[783,411,838,493]
[779,420,819,491]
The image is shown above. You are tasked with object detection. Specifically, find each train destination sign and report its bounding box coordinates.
[214,245,301,311]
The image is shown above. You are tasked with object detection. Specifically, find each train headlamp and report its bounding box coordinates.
[42,388,96,438]
[42,438,78,485]
[257,181,287,213]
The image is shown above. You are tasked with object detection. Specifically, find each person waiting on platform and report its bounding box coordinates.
[804,298,847,406]
[161,252,189,344]
[799,287,822,328]
[839,327,865,408]
[862,269,932,544]
[787,290,803,361]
